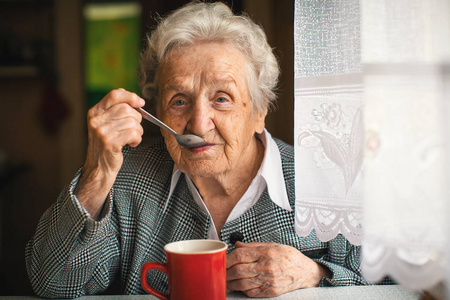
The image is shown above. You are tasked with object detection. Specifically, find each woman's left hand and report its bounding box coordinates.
[226,242,330,298]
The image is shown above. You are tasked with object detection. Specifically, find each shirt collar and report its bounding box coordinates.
[163,129,291,212]
[257,129,292,211]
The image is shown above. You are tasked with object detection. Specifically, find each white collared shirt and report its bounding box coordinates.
[164,129,292,240]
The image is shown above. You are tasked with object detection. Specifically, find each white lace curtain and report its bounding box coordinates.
[294,0,450,290]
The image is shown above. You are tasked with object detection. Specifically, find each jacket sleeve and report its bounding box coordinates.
[25,169,120,298]
[312,234,394,286]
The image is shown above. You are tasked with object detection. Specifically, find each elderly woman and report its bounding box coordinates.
[26,1,371,298]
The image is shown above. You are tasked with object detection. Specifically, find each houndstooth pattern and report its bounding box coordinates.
[25,137,379,298]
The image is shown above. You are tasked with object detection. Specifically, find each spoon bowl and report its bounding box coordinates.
[136,107,207,148]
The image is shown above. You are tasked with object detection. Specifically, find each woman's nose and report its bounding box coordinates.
[186,102,214,136]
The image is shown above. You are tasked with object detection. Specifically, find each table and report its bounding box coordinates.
[0,285,423,299]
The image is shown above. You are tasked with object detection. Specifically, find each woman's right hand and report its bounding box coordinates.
[74,89,145,219]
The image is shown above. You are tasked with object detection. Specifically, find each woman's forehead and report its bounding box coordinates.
[161,42,247,70]
[161,73,239,90]
[158,43,248,89]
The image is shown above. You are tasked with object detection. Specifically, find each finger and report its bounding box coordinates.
[227,242,280,268]
[96,88,145,112]
[123,128,143,148]
[101,127,143,153]
[89,103,143,135]
[243,287,277,298]
[106,117,144,141]
[227,262,259,281]
[106,102,143,123]
[228,279,283,298]
[226,246,260,269]
[90,107,143,136]
[94,117,143,150]
[243,287,263,298]
[235,241,278,248]
[227,276,262,292]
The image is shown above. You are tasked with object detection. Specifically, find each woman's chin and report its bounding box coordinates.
[179,160,225,178]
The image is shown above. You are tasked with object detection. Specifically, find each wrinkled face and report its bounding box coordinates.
[157,42,267,178]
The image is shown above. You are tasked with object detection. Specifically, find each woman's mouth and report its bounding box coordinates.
[188,143,214,153]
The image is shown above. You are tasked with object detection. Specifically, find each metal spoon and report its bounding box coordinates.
[136,107,207,148]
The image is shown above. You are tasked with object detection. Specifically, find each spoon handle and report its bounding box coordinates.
[136,107,178,136]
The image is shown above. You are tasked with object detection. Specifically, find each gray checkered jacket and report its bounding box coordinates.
[26,137,374,298]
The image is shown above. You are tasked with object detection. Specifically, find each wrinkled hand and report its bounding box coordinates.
[84,88,144,173]
[226,242,330,298]
[74,88,145,219]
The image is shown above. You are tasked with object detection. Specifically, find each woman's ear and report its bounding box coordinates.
[254,107,268,134]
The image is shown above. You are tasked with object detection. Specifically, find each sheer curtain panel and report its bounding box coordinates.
[294,0,364,245]
[294,0,450,290]
[360,0,450,290]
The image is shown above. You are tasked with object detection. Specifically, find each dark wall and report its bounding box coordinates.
[0,0,292,296]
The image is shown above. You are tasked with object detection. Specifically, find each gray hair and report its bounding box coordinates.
[138,1,280,114]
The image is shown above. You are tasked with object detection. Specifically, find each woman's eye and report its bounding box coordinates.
[174,99,186,106]
[216,97,228,103]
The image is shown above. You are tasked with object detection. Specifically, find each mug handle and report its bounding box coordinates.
[141,262,169,300]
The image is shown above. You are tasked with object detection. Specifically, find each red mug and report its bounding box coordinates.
[141,239,228,300]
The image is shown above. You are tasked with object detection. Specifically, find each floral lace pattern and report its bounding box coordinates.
[298,103,363,192]
[294,78,364,245]
[294,0,364,245]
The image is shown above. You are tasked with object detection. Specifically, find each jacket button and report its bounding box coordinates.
[230,231,244,244]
